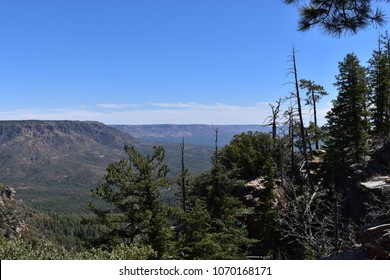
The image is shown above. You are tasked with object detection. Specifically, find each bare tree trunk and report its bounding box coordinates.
[311,89,320,150]
[269,98,282,144]
[292,47,309,175]
[288,106,295,179]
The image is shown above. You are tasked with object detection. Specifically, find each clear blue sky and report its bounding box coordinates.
[0,0,389,124]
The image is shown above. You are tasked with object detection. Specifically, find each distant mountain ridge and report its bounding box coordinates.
[112,124,271,146]
[0,121,213,212]
[0,121,269,213]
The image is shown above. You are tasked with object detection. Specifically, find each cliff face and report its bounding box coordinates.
[0,186,28,239]
[0,121,139,187]
[0,121,142,212]
[344,140,390,222]
[334,141,390,259]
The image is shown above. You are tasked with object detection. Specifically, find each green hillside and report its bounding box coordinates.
[0,120,212,213]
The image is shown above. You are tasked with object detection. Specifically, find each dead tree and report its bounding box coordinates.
[291,47,309,175]
[282,104,297,179]
[278,180,338,258]
[265,98,283,144]
[265,98,285,186]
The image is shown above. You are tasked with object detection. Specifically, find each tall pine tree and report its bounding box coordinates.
[86,145,172,258]
[324,53,370,187]
[368,32,390,142]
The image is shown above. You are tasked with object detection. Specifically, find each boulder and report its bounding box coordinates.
[361,220,390,259]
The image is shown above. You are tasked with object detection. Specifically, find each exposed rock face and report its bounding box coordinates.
[236,177,281,256]
[343,139,390,222]
[237,177,285,247]
[361,176,390,189]
[0,186,16,206]
[325,220,390,260]
[307,149,325,173]
[241,177,267,207]
[0,120,139,188]
[346,177,390,222]
[361,220,390,259]
[0,186,28,238]
[238,177,285,209]
[336,141,390,260]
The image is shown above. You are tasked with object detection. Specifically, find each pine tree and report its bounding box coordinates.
[300,79,328,150]
[219,131,275,181]
[180,131,251,259]
[218,131,278,257]
[368,32,390,141]
[86,145,172,258]
[175,162,250,259]
[284,0,388,36]
[324,53,370,187]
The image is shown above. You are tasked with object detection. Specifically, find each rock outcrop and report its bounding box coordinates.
[240,177,267,207]
[0,186,16,204]
[361,220,390,259]
[0,186,28,238]
[335,141,390,259]
[307,149,325,174]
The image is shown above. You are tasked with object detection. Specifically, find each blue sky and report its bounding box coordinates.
[0,0,389,124]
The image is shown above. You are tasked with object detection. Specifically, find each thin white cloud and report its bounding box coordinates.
[150,102,199,108]
[97,103,139,109]
[150,102,248,111]
[0,102,331,125]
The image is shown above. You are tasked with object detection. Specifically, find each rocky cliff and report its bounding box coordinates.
[0,185,28,239]
[0,120,139,187]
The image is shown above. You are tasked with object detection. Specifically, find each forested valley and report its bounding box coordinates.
[2,32,390,260]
